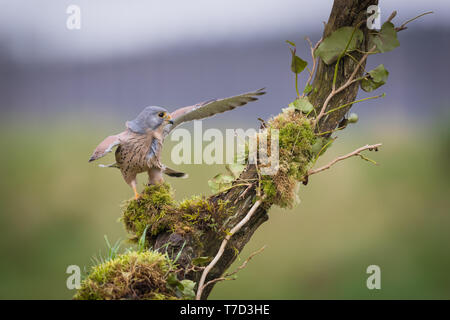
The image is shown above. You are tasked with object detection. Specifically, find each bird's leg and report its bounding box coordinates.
[148,168,164,185]
[130,179,140,200]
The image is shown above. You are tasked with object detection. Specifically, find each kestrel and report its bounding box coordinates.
[89,88,266,199]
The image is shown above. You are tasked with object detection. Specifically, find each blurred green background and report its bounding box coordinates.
[0,113,448,299]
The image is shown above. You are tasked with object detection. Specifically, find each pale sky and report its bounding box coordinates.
[0,0,448,62]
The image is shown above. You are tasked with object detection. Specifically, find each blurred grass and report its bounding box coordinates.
[0,115,448,299]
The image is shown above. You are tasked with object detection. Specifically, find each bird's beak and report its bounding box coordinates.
[165,114,173,124]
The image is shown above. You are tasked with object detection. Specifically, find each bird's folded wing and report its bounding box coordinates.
[165,88,266,136]
[89,131,127,162]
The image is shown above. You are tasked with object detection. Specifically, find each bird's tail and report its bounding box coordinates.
[99,162,119,169]
[163,166,188,178]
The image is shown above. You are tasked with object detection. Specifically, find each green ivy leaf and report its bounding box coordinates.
[226,163,246,178]
[289,97,314,114]
[166,273,180,287]
[290,48,308,74]
[369,64,389,83]
[369,22,400,53]
[179,280,196,299]
[207,180,218,193]
[192,256,212,266]
[311,137,334,156]
[166,273,196,299]
[208,174,234,193]
[361,64,389,92]
[315,26,364,64]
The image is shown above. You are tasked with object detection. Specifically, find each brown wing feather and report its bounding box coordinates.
[165,88,265,136]
[169,102,212,120]
[89,131,127,162]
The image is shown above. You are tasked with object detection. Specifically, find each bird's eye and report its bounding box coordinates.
[158,112,165,118]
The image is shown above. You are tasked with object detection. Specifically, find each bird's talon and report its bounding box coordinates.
[133,186,141,200]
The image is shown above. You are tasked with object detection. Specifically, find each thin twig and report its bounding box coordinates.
[386,11,397,24]
[219,183,252,194]
[314,45,376,127]
[235,183,254,204]
[308,143,382,176]
[184,265,206,276]
[196,197,264,300]
[314,10,432,129]
[324,93,385,115]
[316,126,345,136]
[254,159,262,197]
[332,22,363,91]
[301,37,322,98]
[201,245,267,289]
[396,11,433,31]
[345,53,369,73]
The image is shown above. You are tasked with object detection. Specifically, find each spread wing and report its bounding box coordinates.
[164,88,266,136]
[88,131,127,162]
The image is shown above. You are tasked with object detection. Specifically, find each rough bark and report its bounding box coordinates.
[151,0,378,299]
[310,0,378,134]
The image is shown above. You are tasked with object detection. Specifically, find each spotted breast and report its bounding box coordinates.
[115,131,156,184]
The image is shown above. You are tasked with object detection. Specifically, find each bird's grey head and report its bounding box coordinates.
[126,106,173,134]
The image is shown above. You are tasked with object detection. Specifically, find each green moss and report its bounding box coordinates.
[180,196,232,231]
[142,183,174,207]
[74,250,179,300]
[121,183,174,240]
[260,109,316,208]
[261,178,277,200]
[122,184,233,246]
